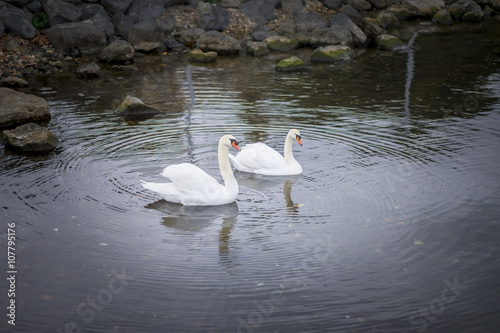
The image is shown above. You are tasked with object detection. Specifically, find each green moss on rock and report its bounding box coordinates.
[188,48,218,63]
[275,56,306,72]
[376,34,405,51]
[264,36,299,52]
[311,45,353,63]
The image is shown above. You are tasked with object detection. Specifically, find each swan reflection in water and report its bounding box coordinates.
[235,173,302,214]
[145,200,239,271]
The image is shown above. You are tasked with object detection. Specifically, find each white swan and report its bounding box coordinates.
[229,129,302,176]
[141,135,241,206]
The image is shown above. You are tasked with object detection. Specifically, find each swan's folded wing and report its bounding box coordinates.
[236,143,289,171]
[161,163,223,197]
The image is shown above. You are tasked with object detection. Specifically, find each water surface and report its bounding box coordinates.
[1,20,500,333]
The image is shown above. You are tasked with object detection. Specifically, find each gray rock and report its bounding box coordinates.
[88,13,115,42]
[99,40,135,64]
[323,0,342,10]
[101,0,133,16]
[164,36,185,52]
[79,3,110,21]
[188,48,217,63]
[162,14,176,35]
[386,2,420,21]
[246,41,269,56]
[42,0,82,27]
[462,9,484,22]
[377,11,399,28]
[405,0,445,18]
[340,5,383,41]
[264,35,298,52]
[178,27,205,45]
[196,30,241,55]
[347,0,372,12]
[111,13,133,39]
[282,0,303,15]
[251,28,277,42]
[3,122,59,155]
[0,20,4,37]
[311,45,353,63]
[238,0,275,22]
[126,0,164,23]
[128,20,164,52]
[432,8,453,26]
[220,0,242,8]
[0,76,29,88]
[286,11,328,34]
[76,62,101,78]
[0,3,37,38]
[370,0,389,10]
[376,34,405,51]
[275,56,306,72]
[46,21,107,56]
[117,95,161,118]
[0,88,51,128]
[309,27,353,48]
[197,2,231,31]
[330,12,367,46]
[449,0,481,20]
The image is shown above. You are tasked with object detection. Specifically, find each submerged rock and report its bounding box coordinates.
[275,56,306,72]
[76,62,101,78]
[376,34,405,51]
[0,88,51,128]
[117,95,161,118]
[311,45,353,63]
[3,122,59,154]
[188,48,217,63]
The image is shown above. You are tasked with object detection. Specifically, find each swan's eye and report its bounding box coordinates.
[295,134,302,146]
[230,139,241,151]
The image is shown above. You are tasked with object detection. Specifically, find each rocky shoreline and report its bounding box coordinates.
[1,0,500,152]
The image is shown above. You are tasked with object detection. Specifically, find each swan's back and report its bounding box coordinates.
[230,142,294,175]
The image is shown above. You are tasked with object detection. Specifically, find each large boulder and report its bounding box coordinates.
[111,13,133,40]
[280,11,328,35]
[46,21,107,56]
[196,1,231,31]
[309,27,354,48]
[330,12,367,46]
[98,40,135,63]
[128,20,164,52]
[0,3,37,39]
[196,30,241,55]
[41,0,82,27]
[3,123,58,155]
[340,5,383,43]
[0,88,51,128]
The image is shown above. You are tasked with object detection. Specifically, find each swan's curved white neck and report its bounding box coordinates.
[283,135,297,165]
[218,141,237,188]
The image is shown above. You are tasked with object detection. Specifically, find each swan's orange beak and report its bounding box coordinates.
[232,140,241,151]
[296,135,302,146]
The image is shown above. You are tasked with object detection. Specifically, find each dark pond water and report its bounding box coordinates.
[1,19,500,333]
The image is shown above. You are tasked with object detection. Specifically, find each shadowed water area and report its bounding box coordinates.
[1,21,500,333]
